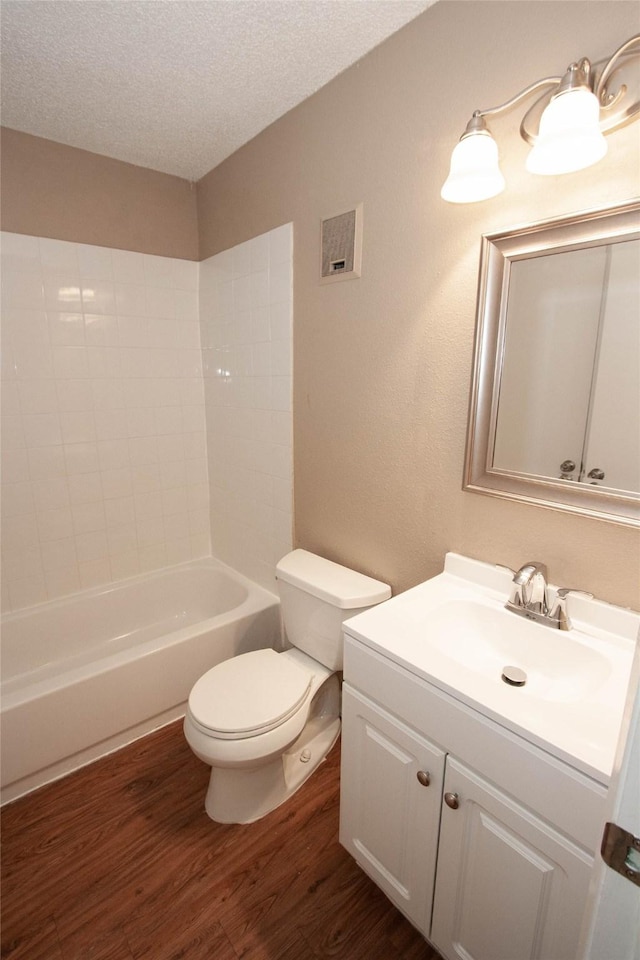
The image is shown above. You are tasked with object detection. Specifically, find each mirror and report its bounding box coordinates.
[464,200,640,527]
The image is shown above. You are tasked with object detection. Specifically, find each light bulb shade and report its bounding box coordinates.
[441,131,506,203]
[526,88,607,175]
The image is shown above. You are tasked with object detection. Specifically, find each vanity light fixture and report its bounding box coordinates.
[441,34,640,203]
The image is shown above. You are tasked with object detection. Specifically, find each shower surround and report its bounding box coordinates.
[199,224,293,591]
[1,224,292,611]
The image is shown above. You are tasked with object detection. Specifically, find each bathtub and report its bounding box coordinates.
[0,558,281,804]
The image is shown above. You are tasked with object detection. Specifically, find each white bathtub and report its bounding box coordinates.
[0,558,281,804]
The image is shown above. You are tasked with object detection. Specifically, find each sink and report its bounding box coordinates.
[343,553,638,782]
[426,599,611,703]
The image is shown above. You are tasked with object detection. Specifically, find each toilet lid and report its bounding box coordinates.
[188,649,312,739]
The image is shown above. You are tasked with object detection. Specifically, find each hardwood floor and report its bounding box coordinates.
[1,720,443,960]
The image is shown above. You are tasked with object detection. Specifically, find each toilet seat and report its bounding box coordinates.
[187,649,312,740]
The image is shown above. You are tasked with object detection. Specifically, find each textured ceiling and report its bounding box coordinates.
[1,0,435,181]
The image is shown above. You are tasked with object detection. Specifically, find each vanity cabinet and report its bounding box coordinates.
[340,686,445,933]
[339,636,606,960]
[431,756,592,960]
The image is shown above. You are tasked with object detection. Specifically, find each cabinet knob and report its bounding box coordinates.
[587,467,605,482]
[444,791,459,810]
[416,770,431,787]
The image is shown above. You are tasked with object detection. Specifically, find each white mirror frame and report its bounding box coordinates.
[464,199,640,527]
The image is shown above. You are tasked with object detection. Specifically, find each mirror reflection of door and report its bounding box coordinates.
[492,238,639,494]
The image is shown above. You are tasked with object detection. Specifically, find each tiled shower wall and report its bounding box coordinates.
[1,233,210,612]
[200,224,293,591]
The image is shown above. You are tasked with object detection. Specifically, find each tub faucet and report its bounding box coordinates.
[506,561,549,622]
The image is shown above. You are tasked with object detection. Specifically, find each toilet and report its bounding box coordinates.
[183,549,391,823]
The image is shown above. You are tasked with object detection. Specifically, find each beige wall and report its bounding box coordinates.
[196,0,640,607]
[1,128,198,260]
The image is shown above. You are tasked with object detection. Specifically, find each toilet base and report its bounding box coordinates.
[204,713,341,824]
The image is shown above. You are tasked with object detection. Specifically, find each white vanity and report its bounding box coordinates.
[339,553,638,960]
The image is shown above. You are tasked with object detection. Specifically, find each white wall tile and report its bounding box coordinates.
[28,446,66,481]
[38,506,75,542]
[18,380,58,415]
[115,283,147,317]
[75,531,109,563]
[40,537,77,572]
[68,473,103,505]
[22,413,62,447]
[104,496,135,528]
[44,277,82,312]
[72,500,106,535]
[65,442,100,476]
[173,259,199,292]
[39,238,79,275]
[146,287,176,320]
[107,523,138,556]
[79,558,111,589]
[0,228,288,610]
[85,313,118,345]
[13,343,54,380]
[109,550,140,581]
[33,477,69,513]
[2,448,29,483]
[44,565,80,598]
[48,312,85,346]
[53,345,90,380]
[112,249,146,285]
[9,575,48,610]
[144,254,174,288]
[199,224,292,591]
[138,543,167,573]
[1,233,41,273]
[78,245,114,281]
[60,411,96,444]
[82,281,116,316]
[2,272,45,311]
[269,223,293,266]
[175,289,199,323]
[3,308,50,346]
[101,467,133,500]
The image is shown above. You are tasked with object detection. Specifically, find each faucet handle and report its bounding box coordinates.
[549,588,594,630]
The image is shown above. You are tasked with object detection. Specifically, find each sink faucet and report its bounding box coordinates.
[506,561,549,622]
[505,562,593,630]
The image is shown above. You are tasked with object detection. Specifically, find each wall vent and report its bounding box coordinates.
[320,204,362,283]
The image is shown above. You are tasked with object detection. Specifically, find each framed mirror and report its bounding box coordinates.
[464,200,640,527]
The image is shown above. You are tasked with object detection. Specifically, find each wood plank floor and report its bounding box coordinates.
[1,720,443,960]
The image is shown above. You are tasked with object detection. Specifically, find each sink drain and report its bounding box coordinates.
[502,665,527,687]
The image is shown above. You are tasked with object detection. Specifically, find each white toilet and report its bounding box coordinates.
[183,549,391,823]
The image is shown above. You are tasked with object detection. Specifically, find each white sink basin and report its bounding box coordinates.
[426,598,611,703]
[343,553,638,783]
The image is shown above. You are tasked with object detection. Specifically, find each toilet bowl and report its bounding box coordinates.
[183,550,390,823]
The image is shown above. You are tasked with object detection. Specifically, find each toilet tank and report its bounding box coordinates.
[275,550,391,671]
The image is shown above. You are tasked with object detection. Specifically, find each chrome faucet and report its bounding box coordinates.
[505,561,593,630]
[506,561,550,624]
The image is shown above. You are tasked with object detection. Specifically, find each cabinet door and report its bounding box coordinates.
[339,684,445,934]
[431,757,593,960]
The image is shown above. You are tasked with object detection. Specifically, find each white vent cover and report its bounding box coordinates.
[320,203,362,283]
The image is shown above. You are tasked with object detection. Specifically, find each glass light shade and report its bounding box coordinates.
[526,88,607,175]
[441,131,506,203]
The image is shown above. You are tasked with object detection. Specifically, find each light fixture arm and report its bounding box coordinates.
[456,78,562,149]
[595,33,640,125]
[473,76,562,122]
[461,33,640,145]
[442,34,639,204]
